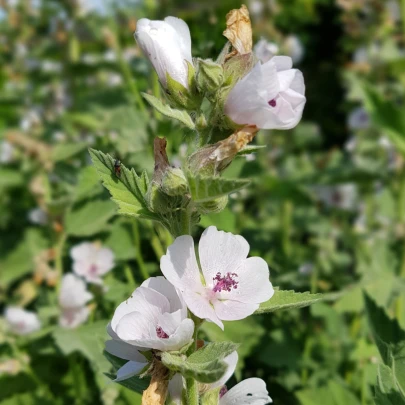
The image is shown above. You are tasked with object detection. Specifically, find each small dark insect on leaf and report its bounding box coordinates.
[114,159,121,177]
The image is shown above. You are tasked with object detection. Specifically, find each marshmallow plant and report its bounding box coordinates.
[90,5,323,405]
[4,307,41,336]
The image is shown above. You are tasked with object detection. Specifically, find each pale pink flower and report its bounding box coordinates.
[160,226,274,330]
[70,242,115,285]
[59,274,93,329]
[225,57,306,130]
[5,307,41,335]
[135,17,192,88]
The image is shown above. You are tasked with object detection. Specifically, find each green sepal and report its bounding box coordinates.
[196,58,224,95]
[201,386,222,405]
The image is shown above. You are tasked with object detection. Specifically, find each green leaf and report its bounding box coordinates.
[187,174,250,203]
[236,144,267,156]
[200,386,221,405]
[0,169,23,190]
[255,289,325,315]
[142,93,195,130]
[375,364,405,405]
[327,380,361,405]
[104,221,136,260]
[161,352,227,384]
[188,341,239,364]
[363,86,405,157]
[73,166,103,202]
[89,149,157,221]
[53,321,110,373]
[363,293,405,397]
[65,200,116,236]
[52,142,87,162]
[103,351,150,394]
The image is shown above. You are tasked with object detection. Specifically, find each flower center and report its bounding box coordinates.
[212,272,238,293]
[89,264,98,275]
[268,98,277,107]
[156,326,169,339]
[219,386,228,398]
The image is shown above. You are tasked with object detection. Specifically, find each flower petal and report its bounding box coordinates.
[210,351,238,389]
[115,360,148,382]
[160,235,202,291]
[198,227,250,287]
[111,286,170,331]
[182,290,224,330]
[116,311,156,342]
[213,299,259,321]
[157,309,184,336]
[168,373,184,405]
[105,339,146,362]
[164,16,192,62]
[142,276,186,316]
[220,378,272,405]
[221,257,274,304]
[272,55,292,71]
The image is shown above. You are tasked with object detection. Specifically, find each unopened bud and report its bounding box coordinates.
[161,167,189,196]
[196,195,228,214]
[196,59,224,94]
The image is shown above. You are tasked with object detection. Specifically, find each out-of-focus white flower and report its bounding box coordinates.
[353,47,368,64]
[103,49,116,62]
[386,0,401,23]
[344,136,357,153]
[20,109,41,132]
[5,307,41,335]
[106,73,123,87]
[59,274,93,329]
[41,60,62,73]
[28,208,48,226]
[254,39,279,63]
[110,276,194,352]
[71,242,115,285]
[249,0,264,16]
[52,131,66,142]
[298,262,314,275]
[225,56,306,130]
[284,35,304,64]
[134,17,193,88]
[314,184,358,211]
[0,141,14,164]
[348,107,370,130]
[161,226,274,330]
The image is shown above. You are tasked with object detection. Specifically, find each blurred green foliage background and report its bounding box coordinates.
[1,0,405,404]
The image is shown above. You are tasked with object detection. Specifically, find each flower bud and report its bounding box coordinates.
[196,195,228,214]
[224,56,306,130]
[134,17,193,89]
[196,59,224,95]
[161,167,189,196]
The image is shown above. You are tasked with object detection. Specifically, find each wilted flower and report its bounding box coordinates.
[254,38,279,63]
[134,17,192,88]
[284,35,304,64]
[71,242,115,285]
[348,107,370,130]
[59,274,93,329]
[109,276,194,352]
[225,56,306,130]
[161,226,274,330]
[4,307,41,335]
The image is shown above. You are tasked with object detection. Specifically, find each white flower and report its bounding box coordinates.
[254,39,279,63]
[59,274,93,329]
[219,378,272,404]
[160,226,274,330]
[225,56,306,130]
[134,17,192,88]
[109,276,194,352]
[0,141,14,164]
[314,184,358,211]
[284,35,304,64]
[344,136,357,153]
[71,242,115,285]
[348,107,370,130]
[28,208,48,226]
[5,307,41,335]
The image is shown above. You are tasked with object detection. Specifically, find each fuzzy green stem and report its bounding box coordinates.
[133,220,149,280]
